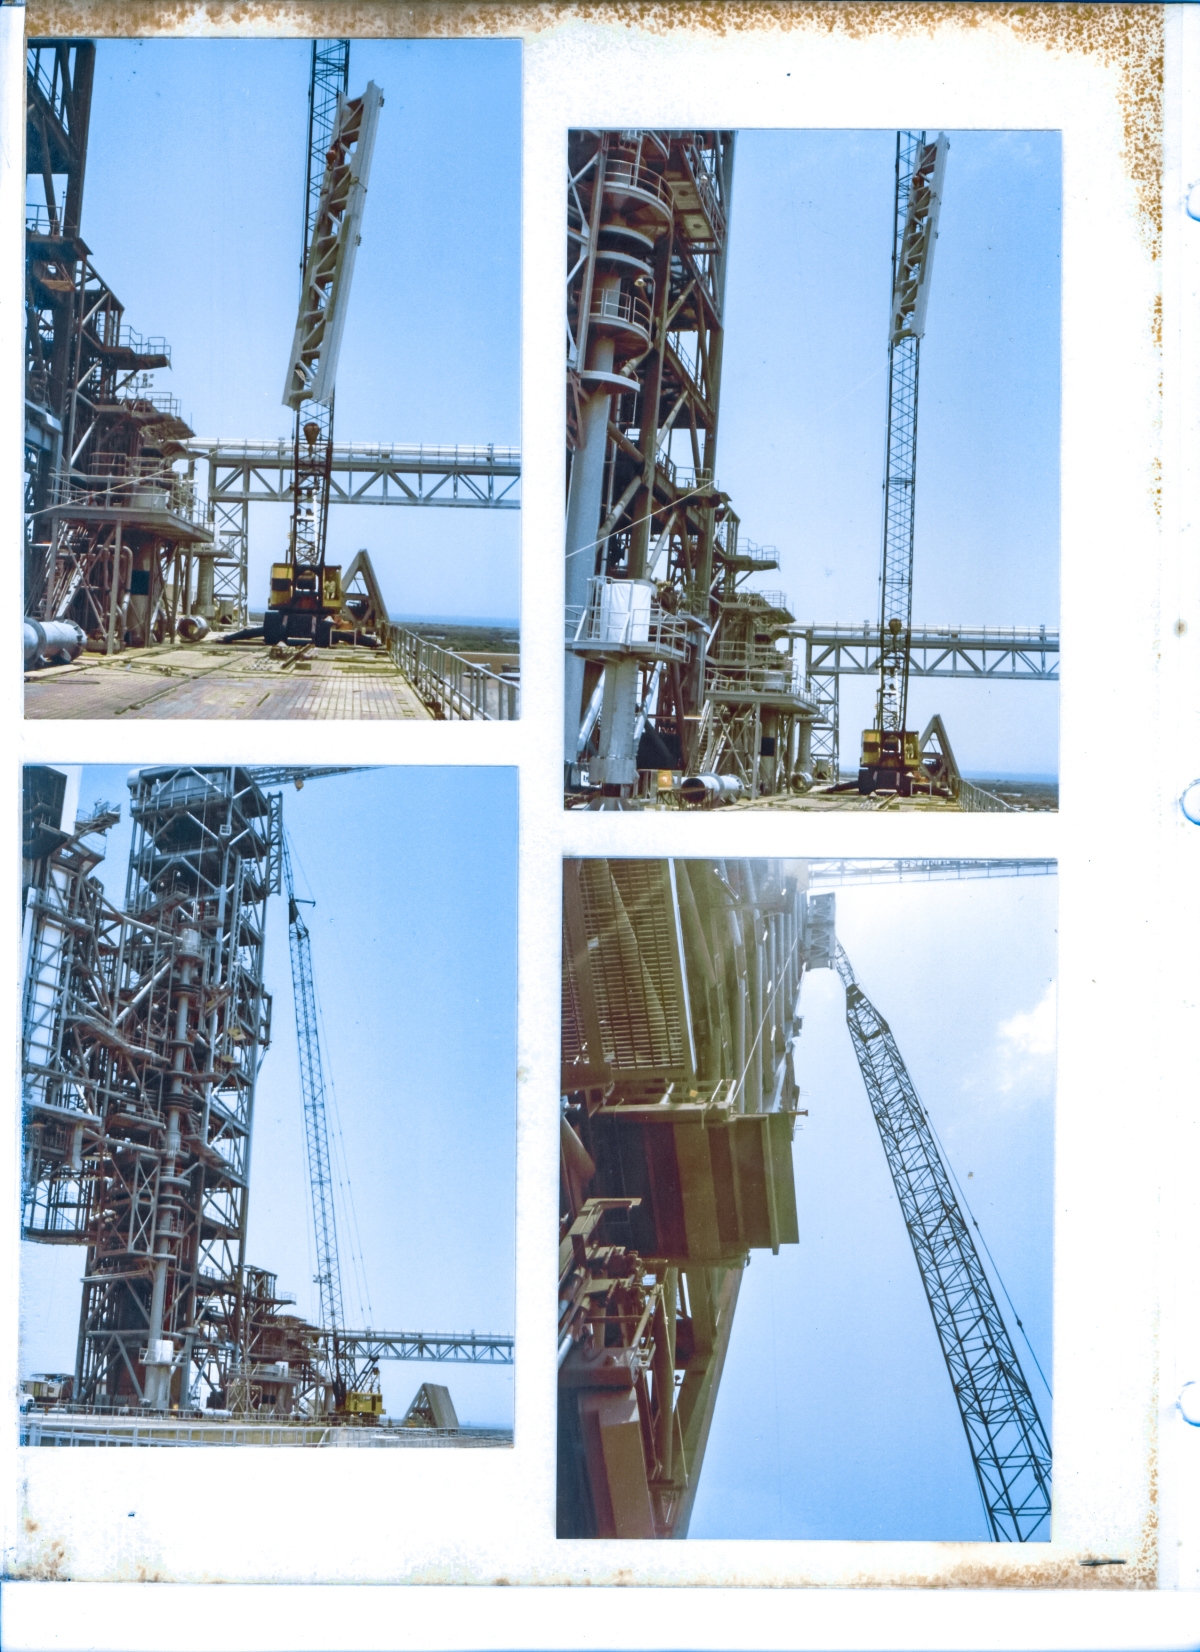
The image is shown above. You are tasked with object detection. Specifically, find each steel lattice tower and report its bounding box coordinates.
[835,945,1052,1541]
[20,768,275,1409]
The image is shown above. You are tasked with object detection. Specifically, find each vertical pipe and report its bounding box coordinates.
[105,521,123,655]
[594,656,639,789]
[564,138,616,771]
[746,929,762,1112]
[652,1273,676,1483]
[727,906,746,1108]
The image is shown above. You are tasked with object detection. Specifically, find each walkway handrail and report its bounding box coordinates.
[387,626,519,721]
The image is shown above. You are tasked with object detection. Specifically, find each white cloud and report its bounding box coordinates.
[994,981,1056,1094]
[999,981,1057,1058]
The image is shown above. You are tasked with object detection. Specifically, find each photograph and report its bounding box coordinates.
[565,128,1058,811]
[559,858,1056,1539]
[23,37,520,721]
[4,0,1185,1631]
[20,765,517,1444]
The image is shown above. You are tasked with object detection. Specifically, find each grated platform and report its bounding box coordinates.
[24,641,434,721]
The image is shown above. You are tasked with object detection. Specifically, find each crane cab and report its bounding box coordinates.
[858,728,921,795]
[264,563,345,647]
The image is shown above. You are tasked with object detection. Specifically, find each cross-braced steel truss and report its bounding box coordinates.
[835,944,1052,1541]
[21,768,276,1410]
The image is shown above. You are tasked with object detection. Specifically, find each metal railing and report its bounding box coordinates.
[678,135,728,244]
[706,649,819,707]
[192,439,520,470]
[114,326,171,363]
[569,579,690,662]
[719,589,791,614]
[21,1415,513,1448]
[26,204,62,235]
[799,622,1056,644]
[590,289,652,337]
[957,779,1017,813]
[604,157,673,211]
[53,470,210,532]
[387,627,519,721]
[737,540,779,567]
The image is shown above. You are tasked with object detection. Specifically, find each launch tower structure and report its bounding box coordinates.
[558,859,828,1535]
[22,767,275,1408]
[564,131,824,803]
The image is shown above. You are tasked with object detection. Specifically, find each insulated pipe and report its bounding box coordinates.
[24,619,86,668]
[177,614,210,644]
[726,905,747,1108]
[679,773,744,806]
[565,280,620,770]
[593,655,639,788]
[652,1277,676,1483]
[195,553,216,618]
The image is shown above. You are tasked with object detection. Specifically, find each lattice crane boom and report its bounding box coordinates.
[834,943,1052,1541]
[281,831,350,1405]
[267,41,383,648]
[860,132,949,794]
[248,765,370,790]
[876,130,948,736]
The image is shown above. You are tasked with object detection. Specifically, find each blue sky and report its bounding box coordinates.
[20,766,518,1427]
[60,40,521,623]
[717,130,1061,777]
[689,870,1057,1540]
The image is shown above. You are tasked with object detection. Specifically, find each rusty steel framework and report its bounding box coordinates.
[563,127,1057,808]
[26,36,521,660]
[558,857,1054,1538]
[22,767,274,1409]
[558,858,837,1536]
[564,130,831,806]
[23,40,231,646]
[22,764,516,1431]
[24,38,93,609]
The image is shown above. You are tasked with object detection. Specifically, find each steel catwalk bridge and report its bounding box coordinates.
[333,1330,514,1365]
[807,859,1057,888]
[798,624,1058,682]
[188,440,521,510]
